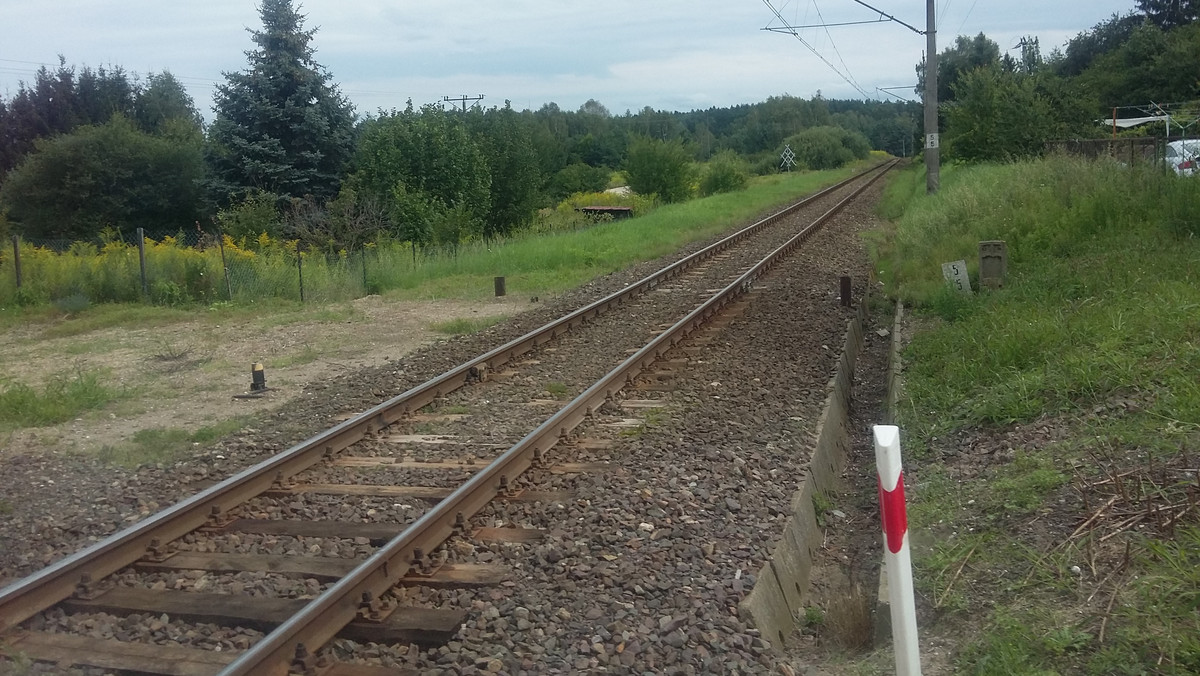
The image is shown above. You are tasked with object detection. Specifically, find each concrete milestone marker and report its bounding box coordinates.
[941,260,971,294]
[979,240,1007,289]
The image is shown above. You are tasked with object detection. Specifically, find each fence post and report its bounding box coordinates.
[136,227,149,298]
[361,247,368,294]
[297,241,305,302]
[217,229,234,301]
[11,235,21,290]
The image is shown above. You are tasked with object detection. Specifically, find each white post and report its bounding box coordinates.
[874,424,922,675]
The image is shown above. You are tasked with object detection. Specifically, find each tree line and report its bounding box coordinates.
[926,1,1200,162]
[0,0,919,248]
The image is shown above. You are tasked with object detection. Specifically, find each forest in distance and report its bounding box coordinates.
[0,0,1196,253]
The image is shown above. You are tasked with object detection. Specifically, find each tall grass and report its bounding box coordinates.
[0,369,125,429]
[878,157,1200,436]
[874,155,1200,674]
[0,165,862,309]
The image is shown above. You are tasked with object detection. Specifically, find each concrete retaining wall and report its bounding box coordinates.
[738,299,868,648]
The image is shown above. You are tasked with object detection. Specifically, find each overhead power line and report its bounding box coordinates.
[878,85,919,103]
[847,0,925,35]
[760,0,872,99]
[811,1,867,96]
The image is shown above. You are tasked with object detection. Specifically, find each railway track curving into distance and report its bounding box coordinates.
[1,159,895,675]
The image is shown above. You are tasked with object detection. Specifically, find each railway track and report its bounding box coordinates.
[0,160,895,675]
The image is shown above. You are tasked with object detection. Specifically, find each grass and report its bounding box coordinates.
[96,417,250,467]
[866,156,1200,674]
[0,369,126,430]
[355,165,864,301]
[270,344,321,368]
[430,315,507,335]
[0,163,867,350]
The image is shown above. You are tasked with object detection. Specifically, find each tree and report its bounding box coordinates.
[135,72,203,136]
[917,33,1002,103]
[0,115,204,240]
[1138,0,1200,28]
[470,103,542,238]
[205,0,355,205]
[0,58,202,177]
[548,162,610,199]
[944,65,1052,162]
[624,137,694,203]
[351,104,490,246]
[578,99,611,117]
[1075,21,1200,107]
[73,65,137,129]
[1050,13,1142,77]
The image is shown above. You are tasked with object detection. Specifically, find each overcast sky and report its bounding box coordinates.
[0,1,1139,119]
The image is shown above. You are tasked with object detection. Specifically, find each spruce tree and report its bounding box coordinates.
[1138,0,1200,28]
[206,0,355,205]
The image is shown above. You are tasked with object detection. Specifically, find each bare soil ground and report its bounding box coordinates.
[0,296,528,459]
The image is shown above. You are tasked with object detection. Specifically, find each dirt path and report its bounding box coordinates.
[0,295,529,458]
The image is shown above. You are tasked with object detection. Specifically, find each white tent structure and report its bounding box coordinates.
[1102,102,1200,137]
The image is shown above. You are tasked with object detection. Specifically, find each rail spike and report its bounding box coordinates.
[358,589,397,622]
[289,642,331,675]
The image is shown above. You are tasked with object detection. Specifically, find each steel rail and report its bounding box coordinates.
[0,161,890,638]
[220,160,897,675]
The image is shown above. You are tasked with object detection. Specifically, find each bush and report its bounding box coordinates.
[699,151,750,196]
[548,163,611,200]
[0,115,204,240]
[783,126,872,171]
[217,192,282,244]
[624,137,696,203]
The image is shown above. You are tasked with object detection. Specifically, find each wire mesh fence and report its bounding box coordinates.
[0,228,397,308]
[0,205,626,309]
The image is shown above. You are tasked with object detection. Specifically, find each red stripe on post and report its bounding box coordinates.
[878,471,908,554]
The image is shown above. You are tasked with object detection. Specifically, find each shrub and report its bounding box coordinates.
[217,192,282,244]
[699,151,750,196]
[783,126,872,170]
[624,137,696,203]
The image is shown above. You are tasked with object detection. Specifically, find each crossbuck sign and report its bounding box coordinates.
[780,144,796,171]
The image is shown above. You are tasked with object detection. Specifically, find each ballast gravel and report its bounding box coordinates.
[1,170,891,675]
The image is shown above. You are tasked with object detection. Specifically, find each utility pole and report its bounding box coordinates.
[924,0,939,193]
[443,94,484,113]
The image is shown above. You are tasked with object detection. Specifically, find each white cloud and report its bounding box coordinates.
[0,0,1139,116]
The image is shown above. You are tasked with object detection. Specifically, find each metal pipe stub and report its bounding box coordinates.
[251,363,268,391]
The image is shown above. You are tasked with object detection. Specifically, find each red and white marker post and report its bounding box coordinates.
[874,424,922,675]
